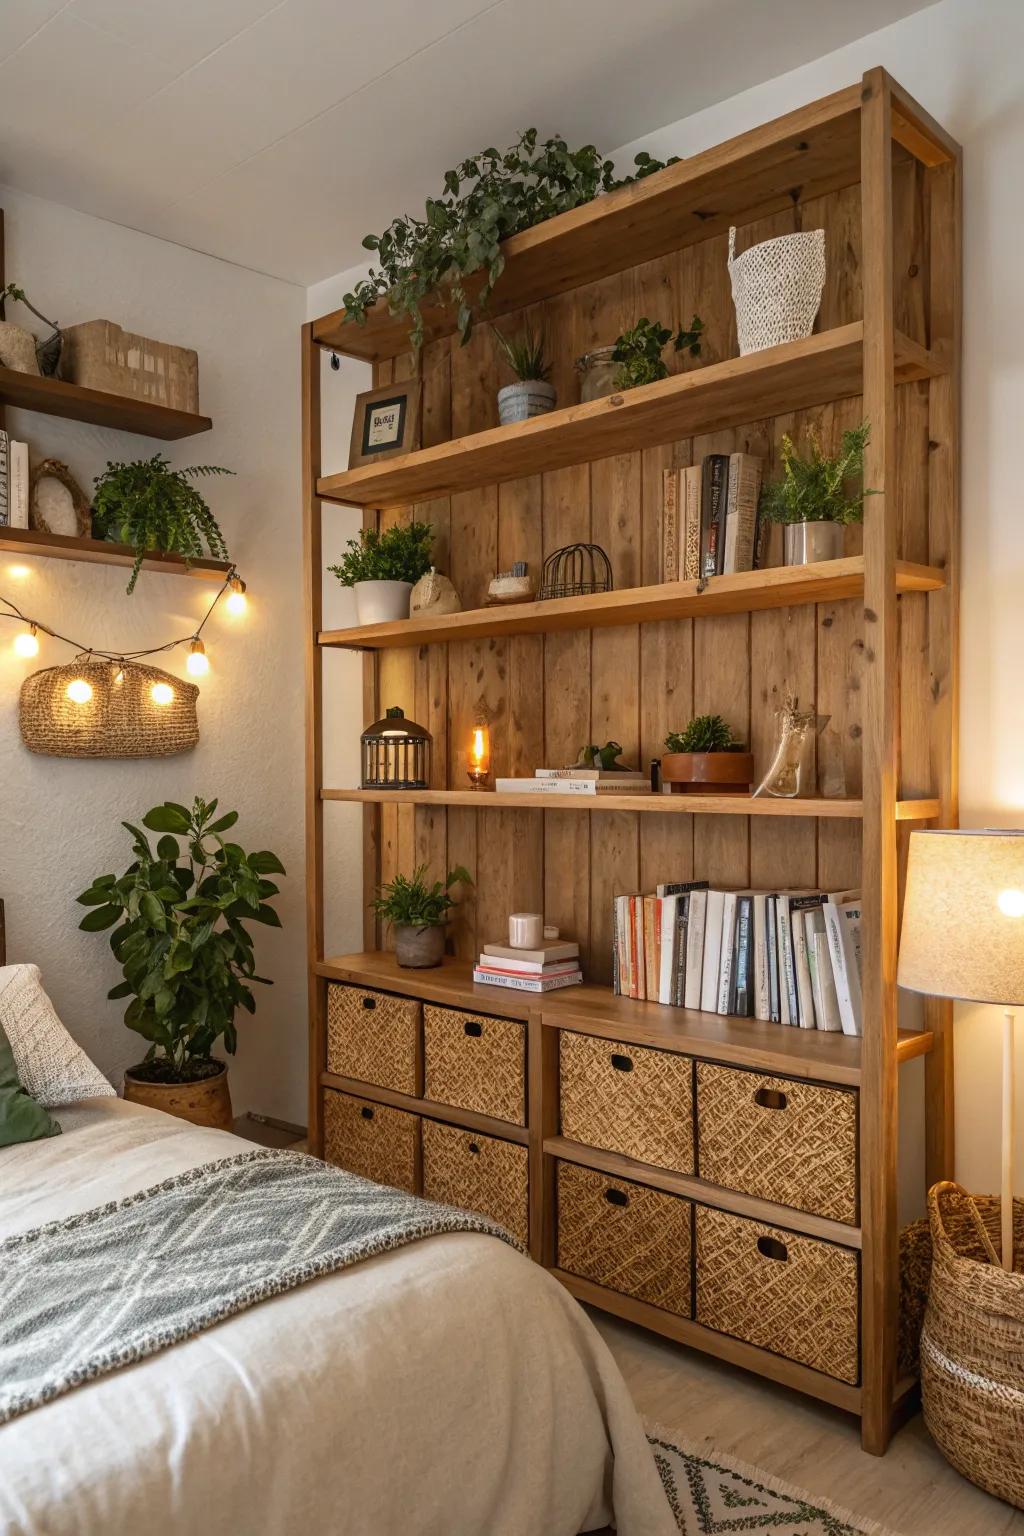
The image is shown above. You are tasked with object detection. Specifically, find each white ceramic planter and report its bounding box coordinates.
[784,520,844,566]
[497,380,556,425]
[353,580,412,625]
[0,322,39,374]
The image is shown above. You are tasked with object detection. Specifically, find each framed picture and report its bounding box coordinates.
[349,380,422,469]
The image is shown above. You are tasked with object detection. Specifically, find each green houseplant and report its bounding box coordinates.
[328,520,433,625]
[493,326,555,424]
[610,315,704,389]
[662,714,753,796]
[92,455,233,593]
[759,421,874,566]
[371,864,472,968]
[76,797,284,1127]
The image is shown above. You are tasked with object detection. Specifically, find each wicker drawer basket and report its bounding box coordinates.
[326,983,419,1094]
[422,1119,529,1244]
[322,1089,419,1193]
[559,1032,694,1173]
[696,1205,859,1383]
[423,1005,525,1125]
[696,1063,858,1224]
[556,1161,692,1316]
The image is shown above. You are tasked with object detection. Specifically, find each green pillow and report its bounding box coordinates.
[0,1018,60,1147]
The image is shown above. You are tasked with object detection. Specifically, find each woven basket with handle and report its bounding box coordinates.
[19,657,198,758]
[727,226,826,356]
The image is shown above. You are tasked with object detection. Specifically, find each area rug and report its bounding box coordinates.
[647,1425,903,1536]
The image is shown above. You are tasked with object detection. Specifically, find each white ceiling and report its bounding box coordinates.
[0,0,934,287]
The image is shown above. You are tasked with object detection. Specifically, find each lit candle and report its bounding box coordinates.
[467,723,490,789]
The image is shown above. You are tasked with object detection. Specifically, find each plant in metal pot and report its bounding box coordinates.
[328,520,433,625]
[371,864,473,968]
[76,797,285,1128]
[662,714,753,796]
[493,325,555,425]
[91,455,233,593]
[759,421,875,566]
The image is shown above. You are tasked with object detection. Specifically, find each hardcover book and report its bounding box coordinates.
[682,464,702,580]
[723,453,763,575]
[662,466,679,582]
[699,454,730,580]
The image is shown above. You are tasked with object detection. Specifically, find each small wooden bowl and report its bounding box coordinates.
[660,750,754,795]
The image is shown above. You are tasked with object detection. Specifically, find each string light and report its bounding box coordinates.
[186,638,209,677]
[150,682,175,706]
[13,624,39,658]
[225,576,247,615]
[66,678,93,704]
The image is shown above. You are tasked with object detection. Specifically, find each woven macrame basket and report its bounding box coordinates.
[422,1119,529,1244]
[19,658,198,758]
[921,1181,1024,1508]
[423,1005,526,1126]
[322,1088,419,1193]
[326,983,419,1094]
[559,1031,694,1173]
[728,226,826,355]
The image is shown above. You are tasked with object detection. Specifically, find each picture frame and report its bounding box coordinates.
[348,380,422,469]
[29,458,92,538]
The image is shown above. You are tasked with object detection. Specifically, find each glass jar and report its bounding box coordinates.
[575,345,621,403]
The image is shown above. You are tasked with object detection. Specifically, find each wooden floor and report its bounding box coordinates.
[593,1311,1023,1535]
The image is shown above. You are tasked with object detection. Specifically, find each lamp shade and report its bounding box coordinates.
[898,829,1024,1005]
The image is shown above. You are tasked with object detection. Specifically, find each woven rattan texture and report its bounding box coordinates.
[898,1216,932,1378]
[423,1006,525,1125]
[556,1161,693,1316]
[559,1032,694,1173]
[696,1063,857,1224]
[322,1089,418,1193]
[727,226,826,355]
[422,1119,529,1244]
[19,659,198,758]
[695,1204,859,1383]
[326,984,419,1094]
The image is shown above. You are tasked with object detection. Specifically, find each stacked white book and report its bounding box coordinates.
[0,429,29,529]
[494,768,652,797]
[473,940,582,993]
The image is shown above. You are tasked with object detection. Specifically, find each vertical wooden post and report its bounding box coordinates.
[859,67,900,1456]
[302,324,325,1154]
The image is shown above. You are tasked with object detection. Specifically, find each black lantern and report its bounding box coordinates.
[361,706,431,789]
[539,542,613,601]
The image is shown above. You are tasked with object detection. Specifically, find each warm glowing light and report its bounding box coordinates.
[226,576,247,615]
[66,679,93,704]
[466,722,491,789]
[998,888,1024,918]
[8,565,30,579]
[150,682,175,706]
[186,638,209,677]
[13,625,39,658]
[112,667,125,686]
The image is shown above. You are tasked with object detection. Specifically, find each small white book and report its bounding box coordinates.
[716,891,738,1014]
[752,893,770,1021]
[824,899,863,1036]
[0,429,9,528]
[472,968,581,993]
[722,453,763,574]
[483,941,579,965]
[495,777,596,795]
[700,890,726,1013]
[775,897,795,1025]
[810,927,843,1033]
[9,440,29,529]
[658,893,679,1006]
[684,889,708,1010]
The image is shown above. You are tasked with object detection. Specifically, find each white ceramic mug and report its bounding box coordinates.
[508,912,544,948]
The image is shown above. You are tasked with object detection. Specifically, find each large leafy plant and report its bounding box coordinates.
[371,865,472,929]
[77,798,285,1082]
[92,455,233,593]
[329,521,433,586]
[611,315,703,389]
[759,422,875,526]
[665,715,742,754]
[343,131,678,348]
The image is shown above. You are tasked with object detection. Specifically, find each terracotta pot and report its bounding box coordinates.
[394,923,446,968]
[123,1062,233,1130]
[661,750,754,795]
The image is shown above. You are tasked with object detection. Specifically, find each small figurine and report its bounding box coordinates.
[573,740,636,772]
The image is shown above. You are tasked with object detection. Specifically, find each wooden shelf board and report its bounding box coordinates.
[0,527,232,581]
[317,952,537,1020]
[320,1069,529,1144]
[323,787,941,821]
[0,367,212,440]
[319,558,946,650]
[316,326,943,509]
[545,1136,860,1248]
[549,1268,861,1414]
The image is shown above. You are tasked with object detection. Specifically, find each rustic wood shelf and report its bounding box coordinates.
[0,527,232,580]
[0,366,212,440]
[323,787,941,820]
[320,1068,530,1145]
[320,557,946,650]
[317,325,942,509]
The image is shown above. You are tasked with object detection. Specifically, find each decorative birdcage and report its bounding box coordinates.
[360,706,431,789]
[538,543,613,601]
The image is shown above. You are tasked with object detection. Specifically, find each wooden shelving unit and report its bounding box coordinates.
[0,526,232,580]
[0,366,212,441]
[303,68,961,1455]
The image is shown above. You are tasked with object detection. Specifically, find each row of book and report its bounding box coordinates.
[612,881,863,1035]
[493,767,651,797]
[472,939,582,994]
[662,453,765,583]
[0,430,30,529]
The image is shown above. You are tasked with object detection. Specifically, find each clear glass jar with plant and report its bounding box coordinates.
[759,421,875,566]
[493,326,555,425]
[371,864,473,968]
[328,520,434,626]
[661,714,754,796]
[576,315,703,401]
[91,454,233,593]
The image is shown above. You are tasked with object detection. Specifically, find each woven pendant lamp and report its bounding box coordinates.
[19,657,199,758]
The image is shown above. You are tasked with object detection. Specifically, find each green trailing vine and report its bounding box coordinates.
[759,421,875,526]
[610,315,704,389]
[92,455,233,593]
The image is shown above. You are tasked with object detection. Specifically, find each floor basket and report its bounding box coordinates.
[727,226,825,355]
[921,1181,1024,1508]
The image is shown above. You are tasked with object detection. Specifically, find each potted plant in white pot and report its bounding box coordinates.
[76,796,284,1129]
[759,421,874,566]
[494,326,556,424]
[371,864,472,968]
[329,520,433,625]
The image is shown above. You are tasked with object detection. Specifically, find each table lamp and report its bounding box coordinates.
[898,829,1024,1270]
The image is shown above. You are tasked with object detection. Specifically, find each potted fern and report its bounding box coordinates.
[661,714,754,795]
[329,520,433,625]
[92,455,233,593]
[372,864,472,968]
[494,326,555,424]
[759,421,874,566]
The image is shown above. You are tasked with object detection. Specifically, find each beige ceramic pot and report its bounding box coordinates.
[123,1062,233,1130]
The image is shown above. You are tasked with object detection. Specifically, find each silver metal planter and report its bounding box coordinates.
[784,520,844,566]
[497,380,556,426]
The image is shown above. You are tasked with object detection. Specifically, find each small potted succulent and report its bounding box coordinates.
[494,326,556,424]
[759,421,874,566]
[576,315,703,402]
[329,520,433,625]
[661,714,754,795]
[371,864,472,968]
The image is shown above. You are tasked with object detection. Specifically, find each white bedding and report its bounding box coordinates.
[0,1099,675,1536]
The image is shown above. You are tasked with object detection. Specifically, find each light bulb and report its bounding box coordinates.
[998,888,1024,918]
[186,639,209,677]
[226,576,247,616]
[150,682,175,706]
[13,625,39,658]
[66,678,93,704]
[8,565,29,579]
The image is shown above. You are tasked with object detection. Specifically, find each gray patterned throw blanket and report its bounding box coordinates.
[0,1149,521,1425]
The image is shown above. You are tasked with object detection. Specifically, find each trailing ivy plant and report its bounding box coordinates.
[92,455,233,593]
[76,798,285,1083]
[610,315,704,389]
[371,865,472,930]
[665,715,743,754]
[343,131,680,348]
[759,421,875,526]
[328,521,433,587]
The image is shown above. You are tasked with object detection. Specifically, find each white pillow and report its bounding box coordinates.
[0,964,115,1106]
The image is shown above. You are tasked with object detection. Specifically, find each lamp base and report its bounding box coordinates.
[466,768,489,791]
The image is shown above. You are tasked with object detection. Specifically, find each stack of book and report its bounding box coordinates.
[494,767,651,797]
[662,452,765,583]
[612,882,863,1036]
[0,429,30,530]
[473,939,583,993]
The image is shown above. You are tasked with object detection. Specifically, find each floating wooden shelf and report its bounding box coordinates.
[317,325,942,509]
[323,787,940,821]
[0,526,232,580]
[0,366,212,440]
[320,557,946,650]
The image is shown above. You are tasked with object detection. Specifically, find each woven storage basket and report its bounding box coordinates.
[556,1161,693,1316]
[423,1005,525,1125]
[921,1181,1024,1507]
[696,1204,859,1383]
[20,658,198,758]
[322,1088,418,1193]
[898,1214,932,1377]
[559,1032,694,1173]
[422,1119,529,1244]
[727,226,826,355]
[696,1063,858,1224]
[326,984,419,1094]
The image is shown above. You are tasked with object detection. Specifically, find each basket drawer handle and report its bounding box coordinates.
[360,1105,374,1121]
[757,1235,788,1263]
[361,996,377,1011]
[610,1053,634,1073]
[604,1187,629,1208]
[754,1086,787,1111]
[468,1141,481,1155]
[464,1020,483,1038]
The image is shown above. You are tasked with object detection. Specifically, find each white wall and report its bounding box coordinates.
[0,183,308,1123]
